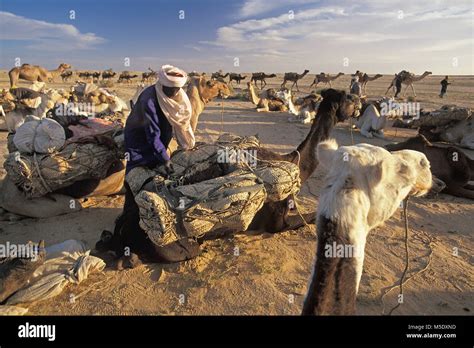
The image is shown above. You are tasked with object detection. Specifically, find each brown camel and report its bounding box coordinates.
[310,72,344,88]
[385,71,432,97]
[118,71,138,83]
[353,71,383,93]
[141,67,157,83]
[60,70,73,82]
[96,89,361,267]
[247,89,361,232]
[251,72,277,88]
[247,81,288,112]
[228,73,246,85]
[8,63,71,88]
[211,71,229,80]
[102,69,116,80]
[281,69,310,91]
[385,134,474,200]
[186,76,232,131]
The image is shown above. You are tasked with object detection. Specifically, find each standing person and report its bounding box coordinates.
[439,76,450,98]
[394,73,403,98]
[350,76,362,96]
[99,65,200,265]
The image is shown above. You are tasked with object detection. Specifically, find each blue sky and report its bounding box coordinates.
[1,0,473,74]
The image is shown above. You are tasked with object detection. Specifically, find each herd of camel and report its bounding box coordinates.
[7,63,433,98]
[2,62,473,316]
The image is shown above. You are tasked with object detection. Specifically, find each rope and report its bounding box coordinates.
[220,101,224,135]
[349,117,355,145]
[32,152,53,194]
[382,196,410,315]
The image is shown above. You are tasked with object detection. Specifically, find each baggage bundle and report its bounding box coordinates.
[128,133,301,247]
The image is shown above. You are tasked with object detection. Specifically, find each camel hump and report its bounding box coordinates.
[21,63,32,68]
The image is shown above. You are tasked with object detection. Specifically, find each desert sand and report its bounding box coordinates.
[0,71,472,315]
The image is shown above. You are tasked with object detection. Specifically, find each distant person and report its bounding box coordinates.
[350,76,362,96]
[394,73,403,98]
[439,76,451,98]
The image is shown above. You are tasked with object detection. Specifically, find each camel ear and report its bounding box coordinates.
[317,139,338,169]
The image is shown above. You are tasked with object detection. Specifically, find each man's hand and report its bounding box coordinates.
[156,160,174,178]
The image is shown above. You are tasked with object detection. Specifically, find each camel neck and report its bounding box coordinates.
[296,105,336,154]
[302,216,363,315]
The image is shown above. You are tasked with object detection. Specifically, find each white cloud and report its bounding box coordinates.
[239,0,320,18]
[0,11,105,50]
[198,0,473,74]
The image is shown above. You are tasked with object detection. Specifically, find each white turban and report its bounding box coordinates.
[157,65,188,88]
[155,65,195,150]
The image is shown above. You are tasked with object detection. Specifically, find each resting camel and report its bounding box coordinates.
[96,89,361,267]
[8,63,71,88]
[186,76,232,131]
[302,140,432,315]
[353,71,383,93]
[251,72,277,88]
[310,72,344,89]
[287,93,322,124]
[281,70,310,91]
[386,134,474,200]
[228,73,246,85]
[385,71,432,97]
[247,82,289,112]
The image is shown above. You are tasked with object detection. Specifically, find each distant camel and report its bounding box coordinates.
[60,70,73,82]
[211,71,229,80]
[102,69,116,80]
[228,73,246,85]
[118,71,138,83]
[385,71,432,97]
[8,63,71,88]
[281,70,310,91]
[310,72,344,88]
[353,71,383,93]
[251,72,277,88]
[141,67,157,83]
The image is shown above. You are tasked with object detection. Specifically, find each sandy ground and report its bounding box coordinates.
[0,72,472,315]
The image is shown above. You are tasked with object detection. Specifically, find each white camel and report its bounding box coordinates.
[302,140,432,315]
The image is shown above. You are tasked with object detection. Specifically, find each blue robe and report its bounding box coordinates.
[124,85,173,173]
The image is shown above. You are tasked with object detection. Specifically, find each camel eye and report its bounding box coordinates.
[420,158,429,167]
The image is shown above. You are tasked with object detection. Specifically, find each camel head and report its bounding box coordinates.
[385,134,431,152]
[336,72,345,77]
[199,78,232,100]
[320,89,361,122]
[268,73,277,78]
[391,149,433,196]
[59,63,72,70]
